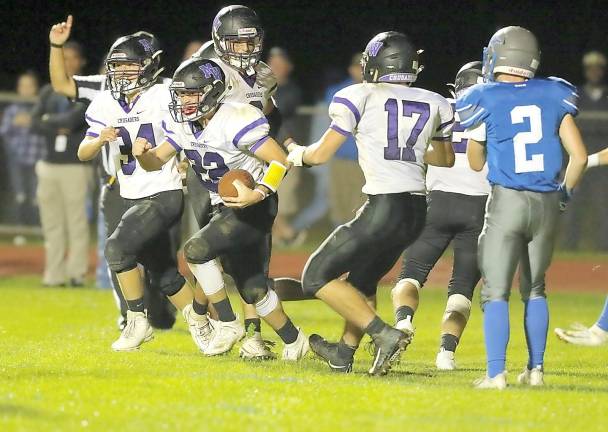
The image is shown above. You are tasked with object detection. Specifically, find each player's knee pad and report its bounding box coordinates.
[104,236,137,273]
[157,269,186,297]
[255,289,279,317]
[240,275,269,305]
[188,260,224,296]
[183,237,213,264]
[392,278,421,298]
[443,294,472,322]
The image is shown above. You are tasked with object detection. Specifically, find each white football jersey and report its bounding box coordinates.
[425,98,490,196]
[163,102,269,205]
[329,83,454,195]
[85,83,182,199]
[217,60,277,111]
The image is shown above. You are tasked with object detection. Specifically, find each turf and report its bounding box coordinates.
[1,276,606,431]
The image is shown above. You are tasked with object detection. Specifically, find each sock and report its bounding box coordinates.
[440,333,460,352]
[337,339,356,360]
[364,316,387,338]
[596,296,608,332]
[126,297,144,313]
[212,298,236,322]
[244,318,262,334]
[192,300,208,316]
[524,297,549,370]
[395,305,415,323]
[276,319,299,344]
[483,300,510,378]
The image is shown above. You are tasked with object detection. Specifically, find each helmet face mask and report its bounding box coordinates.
[105,34,163,100]
[169,59,227,123]
[212,5,263,74]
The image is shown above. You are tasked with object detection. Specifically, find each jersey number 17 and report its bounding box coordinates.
[384,99,430,162]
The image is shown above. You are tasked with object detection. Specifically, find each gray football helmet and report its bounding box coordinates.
[482,26,541,80]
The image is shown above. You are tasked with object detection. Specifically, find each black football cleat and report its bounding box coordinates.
[309,334,353,373]
[368,326,409,376]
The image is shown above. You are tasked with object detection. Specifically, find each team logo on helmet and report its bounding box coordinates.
[199,63,222,81]
[366,41,383,57]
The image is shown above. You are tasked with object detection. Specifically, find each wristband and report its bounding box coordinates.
[259,161,287,192]
[588,153,600,168]
[253,188,268,200]
[50,43,64,48]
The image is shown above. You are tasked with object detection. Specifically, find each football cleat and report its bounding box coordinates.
[368,326,409,376]
[239,332,277,360]
[111,310,154,351]
[517,366,544,386]
[474,371,508,390]
[309,334,353,373]
[203,317,244,356]
[282,328,309,361]
[182,304,214,353]
[436,348,457,371]
[395,316,415,346]
[554,323,608,346]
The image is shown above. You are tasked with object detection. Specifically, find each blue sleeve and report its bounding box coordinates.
[455,84,489,129]
[548,77,579,117]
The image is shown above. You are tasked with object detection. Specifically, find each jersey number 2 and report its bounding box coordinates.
[384,99,430,162]
[511,105,544,173]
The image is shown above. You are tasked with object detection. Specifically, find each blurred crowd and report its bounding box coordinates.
[1,41,608,288]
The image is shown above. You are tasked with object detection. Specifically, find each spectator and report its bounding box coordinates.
[326,53,366,226]
[0,70,47,226]
[562,51,608,250]
[267,47,304,245]
[30,41,92,286]
[182,40,204,61]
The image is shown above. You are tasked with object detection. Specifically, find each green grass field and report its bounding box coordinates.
[1,276,606,431]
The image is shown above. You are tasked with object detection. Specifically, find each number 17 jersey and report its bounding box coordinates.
[329,83,453,195]
[456,77,579,192]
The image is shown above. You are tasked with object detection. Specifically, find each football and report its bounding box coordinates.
[218,169,256,198]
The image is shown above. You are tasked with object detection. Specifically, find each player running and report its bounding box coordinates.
[555,146,608,346]
[78,34,209,352]
[457,26,588,388]
[288,31,455,375]
[389,61,489,371]
[133,57,309,360]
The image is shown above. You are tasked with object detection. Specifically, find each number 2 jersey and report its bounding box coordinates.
[162,102,269,205]
[84,83,182,199]
[456,77,579,192]
[425,98,490,196]
[329,83,454,195]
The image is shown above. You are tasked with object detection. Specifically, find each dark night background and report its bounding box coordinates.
[1,0,607,99]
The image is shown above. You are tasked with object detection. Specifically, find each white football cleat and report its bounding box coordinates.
[555,323,608,346]
[182,304,214,353]
[436,348,457,370]
[282,328,309,361]
[203,317,244,356]
[239,332,276,360]
[517,366,544,386]
[111,310,153,351]
[473,371,507,390]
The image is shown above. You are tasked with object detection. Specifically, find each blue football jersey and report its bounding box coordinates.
[455,77,579,192]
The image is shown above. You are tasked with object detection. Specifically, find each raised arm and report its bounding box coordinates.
[132,139,178,171]
[49,15,77,98]
[559,114,588,191]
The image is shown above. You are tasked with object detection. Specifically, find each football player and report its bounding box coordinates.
[48,15,176,331]
[457,26,588,388]
[132,57,309,360]
[554,147,608,346]
[77,34,210,352]
[387,61,489,371]
[288,32,455,375]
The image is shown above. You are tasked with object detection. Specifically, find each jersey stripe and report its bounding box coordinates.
[232,117,268,147]
[332,96,361,124]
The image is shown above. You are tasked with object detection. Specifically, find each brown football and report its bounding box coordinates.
[218,169,256,198]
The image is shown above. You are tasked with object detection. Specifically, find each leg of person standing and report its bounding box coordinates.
[61,163,92,286]
[36,160,67,286]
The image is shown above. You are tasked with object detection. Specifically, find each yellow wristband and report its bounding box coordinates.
[259,161,287,193]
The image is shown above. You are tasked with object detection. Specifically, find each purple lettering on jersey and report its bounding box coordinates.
[200,63,222,81]
[366,41,383,57]
[383,98,430,162]
[184,149,228,192]
[116,123,157,175]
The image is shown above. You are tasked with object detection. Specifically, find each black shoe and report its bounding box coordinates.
[309,334,353,373]
[368,327,408,376]
[69,278,85,287]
